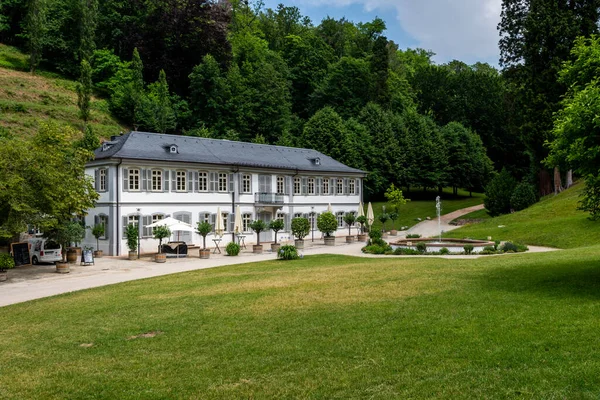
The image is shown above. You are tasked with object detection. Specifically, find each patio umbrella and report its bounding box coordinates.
[234,205,243,234]
[215,207,225,238]
[367,202,374,228]
[357,201,364,218]
[327,203,332,213]
[145,217,194,241]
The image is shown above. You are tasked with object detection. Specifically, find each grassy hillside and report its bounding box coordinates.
[445,182,600,248]
[0,44,126,138]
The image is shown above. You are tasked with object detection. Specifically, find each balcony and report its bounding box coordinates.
[255,192,284,204]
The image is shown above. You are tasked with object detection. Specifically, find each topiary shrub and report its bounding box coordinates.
[226,242,240,256]
[317,212,338,237]
[515,243,529,252]
[463,244,474,255]
[277,244,299,260]
[362,244,389,254]
[501,241,518,253]
[406,233,421,238]
[484,168,517,216]
[367,230,387,247]
[481,246,496,254]
[439,247,450,255]
[510,181,538,211]
[291,217,310,240]
[416,242,427,253]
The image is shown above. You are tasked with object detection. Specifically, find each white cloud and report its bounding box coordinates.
[294,0,502,64]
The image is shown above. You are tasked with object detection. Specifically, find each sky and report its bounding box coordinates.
[261,0,502,66]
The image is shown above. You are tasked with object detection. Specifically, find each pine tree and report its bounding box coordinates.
[26,0,47,73]
[131,48,144,129]
[78,0,98,62]
[76,59,92,126]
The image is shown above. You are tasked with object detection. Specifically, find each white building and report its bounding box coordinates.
[83,131,366,256]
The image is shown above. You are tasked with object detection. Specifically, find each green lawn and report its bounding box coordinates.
[445,182,600,249]
[371,187,484,231]
[1,249,600,398]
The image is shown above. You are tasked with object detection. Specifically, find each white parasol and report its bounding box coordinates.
[215,207,225,238]
[367,202,374,228]
[327,203,332,213]
[234,205,243,234]
[357,201,364,218]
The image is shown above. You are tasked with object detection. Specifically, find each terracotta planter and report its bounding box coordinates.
[199,249,210,259]
[93,250,103,258]
[294,239,304,249]
[128,250,137,260]
[346,235,355,243]
[55,262,70,274]
[253,244,263,254]
[0,271,7,282]
[66,249,78,264]
[357,234,367,242]
[390,230,398,236]
[155,253,166,263]
[324,236,335,246]
[271,243,281,253]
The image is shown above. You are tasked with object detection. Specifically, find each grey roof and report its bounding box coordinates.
[93,131,366,175]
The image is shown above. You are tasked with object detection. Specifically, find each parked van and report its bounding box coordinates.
[27,238,62,264]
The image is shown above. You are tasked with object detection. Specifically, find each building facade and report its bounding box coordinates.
[82,132,366,256]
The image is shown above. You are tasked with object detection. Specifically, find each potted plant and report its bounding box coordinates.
[343,213,356,243]
[45,220,86,272]
[250,219,267,254]
[125,223,138,260]
[269,219,284,253]
[226,242,240,256]
[356,215,367,242]
[291,217,310,249]
[91,223,105,257]
[196,221,212,259]
[378,213,389,238]
[153,225,171,263]
[317,211,338,246]
[65,221,85,263]
[0,253,15,282]
[388,212,398,236]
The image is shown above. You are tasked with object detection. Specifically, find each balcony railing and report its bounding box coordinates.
[255,192,284,204]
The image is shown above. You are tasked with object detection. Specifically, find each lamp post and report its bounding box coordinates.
[311,206,315,242]
[137,208,141,259]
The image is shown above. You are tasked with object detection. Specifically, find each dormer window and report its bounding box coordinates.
[169,145,178,154]
[102,143,111,152]
[315,158,320,165]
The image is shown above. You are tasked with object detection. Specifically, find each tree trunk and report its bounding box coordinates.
[554,166,563,195]
[566,170,573,188]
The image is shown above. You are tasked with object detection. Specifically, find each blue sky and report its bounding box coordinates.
[261,0,502,67]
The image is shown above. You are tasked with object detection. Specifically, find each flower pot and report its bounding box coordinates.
[346,235,355,243]
[382,232,389,239]
[253,244,263,254]
[66,249,78,264]
[155,253,167,263]
[0,271,7,282]
[390,230,398,236]
[324,236,335,246]
[93,250,103,258]
[55,261,70,274]
[128,250,137,260]
[357,234,367,242]
[199,249,210,259]
[271,243,281,253]
[294,239,304,249]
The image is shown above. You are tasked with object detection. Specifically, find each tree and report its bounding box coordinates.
[249,219,267,246]
[484,169,517,217]
[76,59,93,126]
[317,212,337,237]
[384,183,408,214]
[25,0,47,73]
[343,213,356,236]
[140,69,176,133]
[78,0,98,62]
[91,223,104,251]
[153,225,171,254]
[269,218,284,245]
[75,125,100,153]
[131,47,144,128]
[300,107,346,160]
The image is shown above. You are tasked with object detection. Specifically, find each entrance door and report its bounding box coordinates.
[258,211,272,243]
[173,212,192,243]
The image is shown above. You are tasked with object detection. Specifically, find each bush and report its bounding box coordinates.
[484,168,517,216]
[250,220,267,245]
[367,230,387,247]
[500,241,518,253]
[494,240,500,250]
[369,230,382,240]
[439,247,450,255]
[510,181,538,211]
[362,244,389,254]
[226,242,240,256]
[416,242,427,253]
[516,243,529,252]
[482,246,496,254]
[0,253,15,271]
[463,244,474,255]
[125,224,138,252]
[291,217,310,240]
[317,212,338,237]
[406,234,421,238]
[277,245,299,260]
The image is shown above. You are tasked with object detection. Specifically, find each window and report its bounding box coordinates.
[176,170,186,192]
[276,211,287,230]
[242,213,252,232]
[199,212,211,225]
[337,178,344,195]
[349,179,355,195]
[308,212,316,230]
[337,212,344,228]
[242,174,251,193]
[277,176,285,194]
[197,171,208,192]
[294,212,303,219]
[294,177,301,195]
[128,215,139,228]
[98,169,107,192]
[152,214,164,225]
[308,178,315,195]
[99,215,108,239]
[322,178,330,195]
[218,173,228,192]
[152,170,162,191]
[129,169,140,191]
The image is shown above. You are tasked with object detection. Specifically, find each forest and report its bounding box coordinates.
[1,0,600,205]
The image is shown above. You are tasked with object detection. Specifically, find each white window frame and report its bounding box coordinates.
[129,168,140,191]
[151,169,162,191]
[308,178,315,195]
[218,173,228,192]
[277,176,285,194]
[99,168,107,192]
[336,211,344,228]
[337,178,344,195]
[322,178,329,195]
[242,213,252,233]
[242,174,252,194]
[128,214,139,228]
[294,177,301,195]
[198,171,208,192]
[349,179,355,195]
[176,170,187,192]
[99,214,108,239]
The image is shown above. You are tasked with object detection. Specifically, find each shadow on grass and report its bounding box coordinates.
[480,256,600,300]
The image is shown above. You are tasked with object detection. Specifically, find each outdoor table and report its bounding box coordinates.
[212,238,222,254]
[237,234,247,249]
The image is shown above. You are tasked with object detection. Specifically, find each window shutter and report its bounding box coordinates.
[94,215,99,226]
[302,177,307,195]
[141,169,147,191]
[209,172,216,191]
[164,170,170,192]
[285,214,291,231]
[356,178,360,196]
[188,171,193,192]
[94,169,100,191]
[194,172,199,192]
[172,171,176,191]
[104,217,109,240]
[123,168,129,192]
[146,170,152,191]
[143,215,151,237]
[332,178,337,195]
[285,176,291,195]
[210,214,216,231]
[316,178,322,195]
[106,168,110,192]
[122,216,128,239]
[344,178,349,195]
[238,175,243,193]
[229,173,234,192]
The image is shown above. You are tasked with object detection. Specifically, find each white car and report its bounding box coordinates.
[28,238,63,264]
